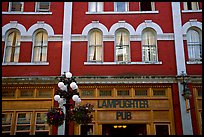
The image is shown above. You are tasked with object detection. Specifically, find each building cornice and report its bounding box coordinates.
[2,75,202,85]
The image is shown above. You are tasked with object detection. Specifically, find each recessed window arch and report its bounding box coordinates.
[4,29,21,63]
[115,29,130,62]
[186,27,202,61]
[32,29,48,62]
[88,29,103,62]
[142,28,158,62]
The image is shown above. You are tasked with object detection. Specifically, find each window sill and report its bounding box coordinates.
[186,61,202,64]
[181,10,202,13]
[2,12,52,15]
[86,11,159,15]
[2,62,49,66]
[84,61,162,65]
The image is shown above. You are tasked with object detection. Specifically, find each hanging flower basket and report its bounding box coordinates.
[69,103,94,125]
[46,107,64,127]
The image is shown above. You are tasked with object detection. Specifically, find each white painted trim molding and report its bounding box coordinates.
[136,20,163,35]
[2,21,27,36]
[182,20,202,35]
[82,21,109,36]
[27,22,55,36]
[109,21,135,35]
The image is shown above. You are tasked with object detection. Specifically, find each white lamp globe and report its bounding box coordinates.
[72,95,79,102]
[76,98,81,103]
[66,72,72,78]
[54,95,60,102]
[58,82,65,88]
[70,82,78,90]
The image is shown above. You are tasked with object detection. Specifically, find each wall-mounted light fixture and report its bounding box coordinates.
[177,71,192,113]
[113,125,127,128]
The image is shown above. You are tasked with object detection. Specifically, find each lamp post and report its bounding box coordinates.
[54,72,81,135]
[177,71,192,112]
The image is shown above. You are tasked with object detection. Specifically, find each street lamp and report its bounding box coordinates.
[177,71,192,113]
[54,72,81,135]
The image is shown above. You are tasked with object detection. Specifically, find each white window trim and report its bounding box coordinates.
[2,11,52,15]
[114,2,129,12]
[86,11,159,14]
[8,2,24,12]
[35,2,51,12]
[186,61,202,64]
[2,62,49,66]
[84,61,162,65]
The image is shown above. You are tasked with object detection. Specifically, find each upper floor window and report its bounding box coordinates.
[184,2,199,10]
[88,29,103,62]
[36,2,50,12]
[115,29,130,62]
[142,28,158,62]
[4,29,21,63]
[88,2,103,12]
[114,2,129,12]
[140,2,155,11]
[32,29,48,62]
[9,2,24,12]
[187,28,202,61]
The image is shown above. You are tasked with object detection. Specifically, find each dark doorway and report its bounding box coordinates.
[102,124,147,135]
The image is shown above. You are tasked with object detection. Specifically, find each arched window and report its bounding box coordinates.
[88,29,103,62]
[115,29,130,62]
[142,28,157,62]
[32,29,48,62]
[4,29,21,63]
[187,28,202,61]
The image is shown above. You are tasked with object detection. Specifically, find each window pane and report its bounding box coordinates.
[81,90,94,97]
[141,2,152,11]
[116,2,126,12]
[37,2,50,11]
[117,90,129,96]
[33,30,48,62]
[2,113,12,125]
[153,90,166,96]
[17,112,31,124]
[135,90,147,96]
[89,30,102,61]
[81,125,93,135]
[5,30,20,63]
[115,30,130,62]
[2,89,16,98]
[19,89,34,98]
[36,113,47,124]
[155,125,169,135]
[99,90,112,96]
[11,2,23,11]
[197,88,202,97]
[37,89,52,98]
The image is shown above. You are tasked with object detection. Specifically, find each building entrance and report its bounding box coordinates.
[102,124,147,135]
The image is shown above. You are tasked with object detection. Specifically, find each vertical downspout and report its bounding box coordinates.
[171,2,193,135]
[58,2,73,135]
